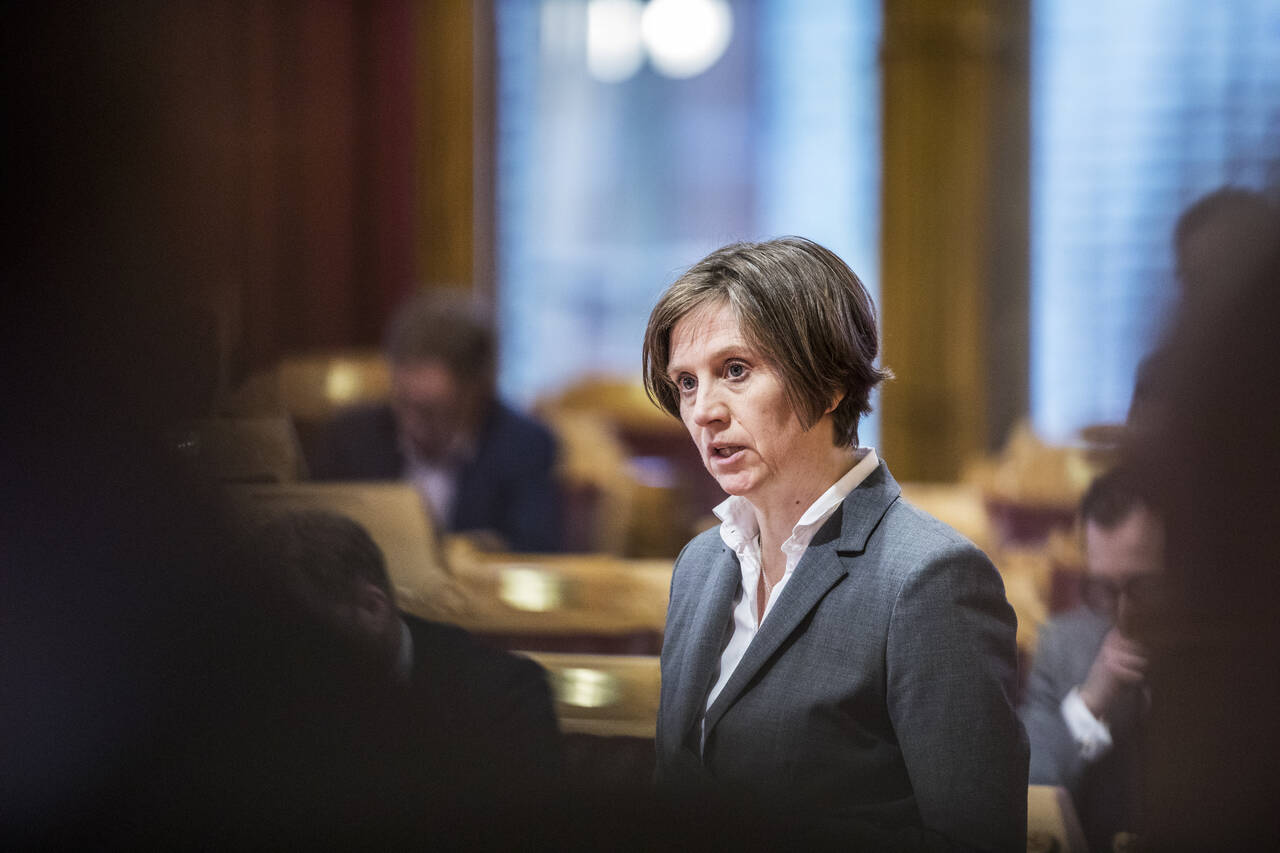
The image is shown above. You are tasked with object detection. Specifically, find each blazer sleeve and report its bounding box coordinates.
[653,538,703,789]
[1021,619,1091,792]
[653,543,682,784]
[884,543,1029,852]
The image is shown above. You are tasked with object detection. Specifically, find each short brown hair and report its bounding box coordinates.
[1080,467,1153,530]
[384,289,496,387]
[642,236,890,446]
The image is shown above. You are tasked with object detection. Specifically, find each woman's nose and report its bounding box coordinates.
[691,386,728,426]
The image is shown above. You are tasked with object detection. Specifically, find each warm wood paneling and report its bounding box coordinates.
[879,0,1029,480]
[414,0,484,295]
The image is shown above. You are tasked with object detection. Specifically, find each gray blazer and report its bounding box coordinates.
[1021,607,1112,790]
[656,462,1028,851]
[1021,607,1141,851]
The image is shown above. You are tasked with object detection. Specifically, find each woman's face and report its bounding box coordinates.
[666,300,836,508]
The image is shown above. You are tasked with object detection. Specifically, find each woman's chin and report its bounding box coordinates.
[714,477,755,499]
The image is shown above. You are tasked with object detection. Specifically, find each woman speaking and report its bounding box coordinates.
[643,237,1027,851]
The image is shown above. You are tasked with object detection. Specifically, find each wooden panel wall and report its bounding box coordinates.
[122,0,486,392]
[413,0,489,301]
[879,0,1029,481]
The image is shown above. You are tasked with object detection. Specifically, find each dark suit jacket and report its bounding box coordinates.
[1021,607,1142,852]
[312,401,564,552]
[400,613,563,784]
[655,462,1028,852]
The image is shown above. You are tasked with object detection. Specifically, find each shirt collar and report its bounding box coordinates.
[713,447,879,555]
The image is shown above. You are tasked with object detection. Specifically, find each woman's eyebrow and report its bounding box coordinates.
[667,344,750,376]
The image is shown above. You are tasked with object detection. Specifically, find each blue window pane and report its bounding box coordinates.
[1031,0,1280,441]
[495,0,882,446]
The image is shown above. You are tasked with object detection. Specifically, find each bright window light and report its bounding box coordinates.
[587,0,646,83]
[640,0,733,79]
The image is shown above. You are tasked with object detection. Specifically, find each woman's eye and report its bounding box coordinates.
[678,375,696,392]
[726,362,747,379]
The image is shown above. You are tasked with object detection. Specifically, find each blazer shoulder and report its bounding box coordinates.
[666,524,730,608]
[682,523,725,555]
[872,495,990,567]
[673,524,727,572]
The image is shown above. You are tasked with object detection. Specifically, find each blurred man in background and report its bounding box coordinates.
[1022,468,1164,852]
[314,291,564,552]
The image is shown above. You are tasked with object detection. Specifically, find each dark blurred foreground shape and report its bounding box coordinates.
[0,5,795,849]
[0,3,535,847]
[1126,192,1280,850]
[240,509,566,780]
[1128,187,1279,430]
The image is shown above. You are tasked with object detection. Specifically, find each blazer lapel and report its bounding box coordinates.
[669,545,741,747]
[702,462,903,738]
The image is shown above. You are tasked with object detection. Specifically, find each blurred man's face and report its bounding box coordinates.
[1083,507,1165,635]
[391,360,477,460]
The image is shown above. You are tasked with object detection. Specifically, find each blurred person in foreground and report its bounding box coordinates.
[1021,469,1163,852]
[245,508,563,784]
[243,510,808,850]
[1,5,563,843]
[1124,189,1280,850]
[1128,187,1277,428]
[314,290,564,552]
[642,237,1028,851]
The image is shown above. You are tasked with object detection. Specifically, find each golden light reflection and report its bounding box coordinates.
[554,667,623,709]
[498,566,574,612]
[324,363,361,403]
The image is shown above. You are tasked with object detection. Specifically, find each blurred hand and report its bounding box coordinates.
[1078,628,1148,720]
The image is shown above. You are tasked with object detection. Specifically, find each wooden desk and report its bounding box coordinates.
[400,548,673,654]
[1027,784,1089,853]
[516,652,660,738]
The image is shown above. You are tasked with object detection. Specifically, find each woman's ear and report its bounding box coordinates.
[825,390,846,415]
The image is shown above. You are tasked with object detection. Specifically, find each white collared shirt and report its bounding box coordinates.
[701,448,879,746]
[405,457,457,527]
[1061,686,1113,761]
[400,434,475,529]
